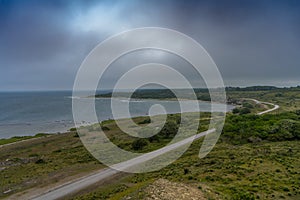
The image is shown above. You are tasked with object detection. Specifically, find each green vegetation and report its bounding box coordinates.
[0,133,50,146]
[230,99,269,115]
[129,140,299,200]
[1,88,300,199]
[95,89,176,99]
[227,86,300,112]
[0,131,102,199]
[70,110,300,200]
[97,113,211,153]
[132,138,149,150]
[222,111,300,144]
[226,86,280,91]
[1,110,299,199]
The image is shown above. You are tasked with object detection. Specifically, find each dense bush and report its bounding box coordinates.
[69,127,77,132]
[132,138,148,150]
[268,119,300,141]
[232,108,240,114]
[239,107,251,115]
[232,107,251,115]
[242,102,254,109]
[222,111,300,144]
[159,120,178,138]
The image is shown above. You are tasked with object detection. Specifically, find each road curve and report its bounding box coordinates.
[257,101,280,115]
[29,129,216,200]
[244,98,280,115]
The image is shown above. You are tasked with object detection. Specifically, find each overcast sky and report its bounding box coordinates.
[0,0,299,91]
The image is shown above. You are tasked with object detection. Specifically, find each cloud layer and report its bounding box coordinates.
[0,0,299,90]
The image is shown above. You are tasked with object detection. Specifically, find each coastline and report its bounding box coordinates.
[0,110,222,146]
[1,97,234,140]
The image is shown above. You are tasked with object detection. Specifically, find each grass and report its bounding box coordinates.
[0,131,102,199]
[72,176,154,200]
[73,139,300,200]
[71,111,300,199]
[79,113,211,154]
[0,133,50,146]
[1,115,299,199]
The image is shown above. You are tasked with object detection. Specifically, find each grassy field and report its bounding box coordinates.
[72,111,300,199]
[0,131,102,199]
[0,88,299,199]
[73,140,299,200]
[0,133,50,146]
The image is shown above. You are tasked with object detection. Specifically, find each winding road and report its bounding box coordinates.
[245,98,280,115]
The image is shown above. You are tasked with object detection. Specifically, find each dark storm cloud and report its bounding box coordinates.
[0,0,105,90]
[152,0,300,85]
[0,0,299,90]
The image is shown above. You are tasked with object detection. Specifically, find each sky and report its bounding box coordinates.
[0,0,299,91]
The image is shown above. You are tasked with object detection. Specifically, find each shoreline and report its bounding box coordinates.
[93,96,229,104]
[0,110,224,145]
[1,98,234,140]
[0,133,53,147]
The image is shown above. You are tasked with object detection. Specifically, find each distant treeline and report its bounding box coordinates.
[95,86,300,101]
[95,88,211,101]
[226,85,300,91]
[226,86,278,91]
[95,89,176,99]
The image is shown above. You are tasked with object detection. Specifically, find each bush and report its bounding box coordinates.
[69,127,77,132]
[184,168,189,174]
[232,108,240,114]
[148,135,160,143]
[239,108,251,115]
[101,126,110,131]
[35,133,49,137]
[160,120,178,138]
[268,119,300,141]
[73,132,79,137]
[138,118,151,124]
[132,138,148,150]
[242,102,254,109]
[232,191,255,200]
[35,158,46,164]
[222,111,300,144]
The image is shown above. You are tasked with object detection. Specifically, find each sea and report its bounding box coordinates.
[0,91,234,139]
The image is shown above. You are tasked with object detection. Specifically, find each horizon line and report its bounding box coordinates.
[1,85,299,92]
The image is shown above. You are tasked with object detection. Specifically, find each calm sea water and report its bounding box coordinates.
[0,91,233,138]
